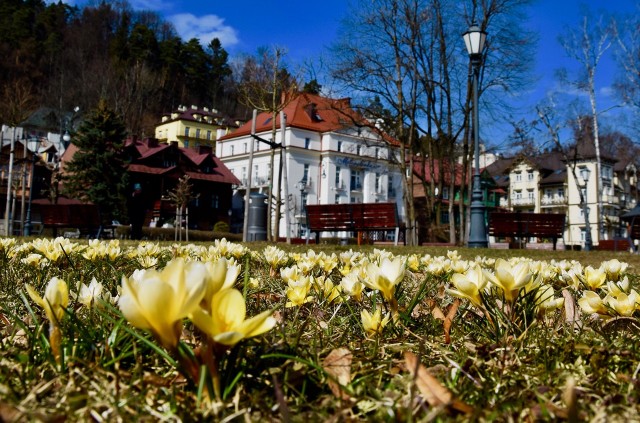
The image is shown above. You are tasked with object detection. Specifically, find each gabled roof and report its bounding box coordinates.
[218,92,397,145]
[124,138,240,185]
[412,157,466,186]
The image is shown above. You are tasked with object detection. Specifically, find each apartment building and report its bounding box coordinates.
[486,141,637,248]
[216,92,405,240]
[155,105,238,149]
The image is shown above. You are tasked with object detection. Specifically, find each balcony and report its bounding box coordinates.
[254,177,269,186]
[511,197,536,206]
[333,182,346,191]
[540,195,567,206]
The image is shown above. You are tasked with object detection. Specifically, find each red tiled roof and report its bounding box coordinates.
[184,171,240,184]
[127,164,176,175]
[218,92,397,145]
[412,158,468,186]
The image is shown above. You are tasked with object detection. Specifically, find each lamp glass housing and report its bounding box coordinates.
[580,167,591,184]
[463,24,487,56]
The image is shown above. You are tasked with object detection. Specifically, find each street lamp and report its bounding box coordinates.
[296,179,306,237]
[463,22,488,248]
[580,166,593,251]
[62,131,71,147]
[23,138,39,236]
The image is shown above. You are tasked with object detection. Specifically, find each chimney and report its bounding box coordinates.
[198,145,212,155]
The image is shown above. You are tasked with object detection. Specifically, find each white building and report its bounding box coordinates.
[217,93,405,240]
[487,140,637,249]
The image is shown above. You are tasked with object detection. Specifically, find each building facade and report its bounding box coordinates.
[155,105,238,149]
[487,144,637,249]
[216,93,405,240]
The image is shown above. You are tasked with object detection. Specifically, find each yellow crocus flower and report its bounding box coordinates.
[361,308,390,336]
[605,290,639,317]
[203,257,240,307]
[191,288,275,346]
[577,291,607,316]
[486,258,532,302]
[118,258,207,349]
[583,266,606,290]
[25,277,69,324]
[447,264,487,307]
[363,257,405,302]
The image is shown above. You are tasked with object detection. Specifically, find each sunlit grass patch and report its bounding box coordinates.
[1,237,639,420]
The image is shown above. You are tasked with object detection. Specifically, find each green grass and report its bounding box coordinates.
[1,238,639,421]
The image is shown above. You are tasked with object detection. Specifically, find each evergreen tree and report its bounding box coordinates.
[63,100,129,223]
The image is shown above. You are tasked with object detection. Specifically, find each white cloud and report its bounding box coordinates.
[168,13,239,47]
[128,0,172,11]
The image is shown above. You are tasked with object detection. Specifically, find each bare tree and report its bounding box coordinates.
[330,0,534,245]
[236,46,299,241]
[558,7,613,240]
[613,7,640,135]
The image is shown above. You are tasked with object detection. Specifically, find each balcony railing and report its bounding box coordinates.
[511,197,536,206]
[540,195,567,205]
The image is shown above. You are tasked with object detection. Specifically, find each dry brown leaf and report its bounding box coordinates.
[562,289,579,326]
[445,299,460,321]
[404,352,473,414]
[443,299,460,344]
[404,351,452,406]
[432,306,446,321]
[322,348,352,400]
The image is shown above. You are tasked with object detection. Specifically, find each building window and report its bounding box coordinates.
[374,147,379,158]
[230,145,234,155]
[527,171,534,181]
[356,145,362,155]
[243,143,247,153]
[185,127,190,137]
[558,188,564,198]
[388,177,394,197]
[527,189,534,200]
[375,173,381,192]
[206,130,211,140]
[241,167,247,185]
[350,169,363,190]
[303,164,309,183]
[305,138,311,149]
[184,140,189,148]
[338,141,343,152]
[335,166,341,185]
[196,128,201,139]
[211,195,219,208]
[515,172,522,182]
[335,194,340,204]
[442,187,449,200]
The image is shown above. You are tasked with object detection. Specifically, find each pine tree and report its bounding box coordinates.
[63,100,129,223]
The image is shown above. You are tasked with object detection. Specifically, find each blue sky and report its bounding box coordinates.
[59,0,638,144]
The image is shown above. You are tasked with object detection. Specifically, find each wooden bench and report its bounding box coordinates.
[38,203,107,238]
[305,202,404,245]
[488,212,565,250]
[597,239,632,252]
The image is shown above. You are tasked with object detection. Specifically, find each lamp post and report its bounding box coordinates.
[296,179,306,238]
[23,138,39,236]
[463,23,488,248]
[580,167,593,251]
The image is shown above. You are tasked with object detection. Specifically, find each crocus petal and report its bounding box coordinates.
[239,309,276,338]
[213,331,245,346]
[211,289,246,333]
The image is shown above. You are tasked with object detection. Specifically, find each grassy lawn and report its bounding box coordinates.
[1,237,639,421]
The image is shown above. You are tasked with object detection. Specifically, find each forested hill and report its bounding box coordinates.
[0,0,248,135]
